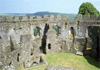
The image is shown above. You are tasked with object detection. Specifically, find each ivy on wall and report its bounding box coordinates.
[52,25,59,35]
[34,27,38,36]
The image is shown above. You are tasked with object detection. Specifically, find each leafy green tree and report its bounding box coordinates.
[78,2,100,15]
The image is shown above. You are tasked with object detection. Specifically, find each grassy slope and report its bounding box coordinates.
[19,53,99,70]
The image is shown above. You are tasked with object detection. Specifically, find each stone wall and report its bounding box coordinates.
[0,14,100,70]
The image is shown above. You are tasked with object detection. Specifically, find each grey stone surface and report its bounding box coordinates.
[3,66,16,70]
[76,51,83,56]
[0,62,3,68]
[45,66,75,70]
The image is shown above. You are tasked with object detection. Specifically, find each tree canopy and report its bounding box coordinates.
[78,2,100,15]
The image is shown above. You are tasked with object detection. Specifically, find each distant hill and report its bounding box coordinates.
[26,12,76,20]
[0,12,76,20]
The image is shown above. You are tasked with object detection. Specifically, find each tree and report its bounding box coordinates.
[78,2,100,15]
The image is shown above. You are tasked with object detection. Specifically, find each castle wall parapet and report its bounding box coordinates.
[0,14,69,23]
[75,14,100,22]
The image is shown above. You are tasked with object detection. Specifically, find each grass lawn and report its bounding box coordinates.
[19,53,99,70]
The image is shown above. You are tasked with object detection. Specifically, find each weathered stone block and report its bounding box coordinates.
[43,15,49,19]
[50,15,55,19]
[63,16,69,21]
[21,16,28,22]
[83,15,90,20]
[45,66,75,70]
[68,29,74,40]
[0,38,5,61]
[29,16,35,21]
[3,66,16,70]
[90,15,98,20]
[68,33,74,40]
[0,16,4,22]
[75,14,83,21]
[0,62,3,68]
[10,35,18,50]
[66,41,75,53]
[76,51,83,56]
[20,34,33,61]
[13,16,20,22]
[86,37,92,50]
[74,38,86,53]
[5,16,13,22]
[36,16,42,20]
[57,14,62,19]
[75,42,80,50]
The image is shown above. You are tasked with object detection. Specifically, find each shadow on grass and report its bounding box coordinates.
[84,56,100,68]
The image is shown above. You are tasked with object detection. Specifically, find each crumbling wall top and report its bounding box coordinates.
[0,14,70,23]
[74,14,100,22]
[0,14,99,23]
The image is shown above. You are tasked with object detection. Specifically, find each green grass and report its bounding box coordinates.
[19,53,99,70]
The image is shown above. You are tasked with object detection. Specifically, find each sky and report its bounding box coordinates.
[0,0,100,14]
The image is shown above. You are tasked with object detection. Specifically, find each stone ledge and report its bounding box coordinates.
[45,66,75,70]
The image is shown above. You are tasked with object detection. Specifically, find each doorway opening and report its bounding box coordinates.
[48,43,51,49]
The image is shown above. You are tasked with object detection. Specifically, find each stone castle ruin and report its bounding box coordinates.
[0,14,100,70]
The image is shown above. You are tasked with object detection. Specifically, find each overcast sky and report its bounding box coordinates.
[0,0,100,14]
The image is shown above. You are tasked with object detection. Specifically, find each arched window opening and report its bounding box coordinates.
[17,53,20,62]
[59,45,62,50]
[34,26,41,36]
[70,27,74,36]
[0,36,1,39]
[52,25,59,35]
[65,22,67,28]
[48,43,51,49]
[30,48,34,55]
[77,21,80,25]
[69,27,75,40]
